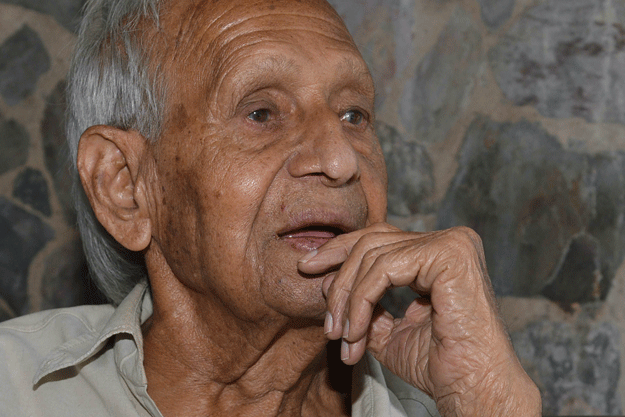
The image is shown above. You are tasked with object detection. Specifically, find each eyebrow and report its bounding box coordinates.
[222,53,374,105]
[332,57,376,97]
[233,55,300,93]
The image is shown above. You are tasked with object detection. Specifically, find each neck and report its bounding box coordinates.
[142,267,350,416]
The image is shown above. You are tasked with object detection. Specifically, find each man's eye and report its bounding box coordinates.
[248,109,271,123]
[340,109,365,125]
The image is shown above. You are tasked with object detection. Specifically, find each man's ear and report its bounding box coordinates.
[77,125,152,252]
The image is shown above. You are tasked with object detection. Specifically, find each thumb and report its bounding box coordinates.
[365,302,433,390]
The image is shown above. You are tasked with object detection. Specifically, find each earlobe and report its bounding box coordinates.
[77,125,152,252]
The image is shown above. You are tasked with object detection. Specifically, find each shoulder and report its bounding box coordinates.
[0,304,115,357]
[0,304,116,414]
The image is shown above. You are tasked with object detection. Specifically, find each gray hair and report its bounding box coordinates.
[67,0,165,304]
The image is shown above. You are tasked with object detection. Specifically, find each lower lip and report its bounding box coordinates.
[281,231,336,252]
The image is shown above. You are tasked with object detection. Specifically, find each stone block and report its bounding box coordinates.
[0,113,29,175]
[489,0,625,124]
[329,0,414,109]
[42,80,76,223]
[477,0,516,30]
[0,24,50,106]
[401,7,482,143]
[12,167,51,216]
[0,0,87,33]
[0,197,54,315]
[437,116,625,305]
[377,122,434,216]
[512,320,621,415]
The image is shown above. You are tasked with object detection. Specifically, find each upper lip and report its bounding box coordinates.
[276,208,361,238]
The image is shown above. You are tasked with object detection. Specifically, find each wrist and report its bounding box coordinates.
[435,354,541,417]
[467,360,541,416]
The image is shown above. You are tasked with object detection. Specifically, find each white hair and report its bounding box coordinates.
[67,0,165,304]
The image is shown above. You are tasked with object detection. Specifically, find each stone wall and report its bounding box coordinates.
[0,0,624,415]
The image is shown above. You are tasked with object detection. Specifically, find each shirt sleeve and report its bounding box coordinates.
[352,352,440,417]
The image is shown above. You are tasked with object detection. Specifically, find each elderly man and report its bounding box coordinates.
[0,0,540,415]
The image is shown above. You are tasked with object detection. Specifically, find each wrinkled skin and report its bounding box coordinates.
[299,224,540,415]
[76,0,541,415]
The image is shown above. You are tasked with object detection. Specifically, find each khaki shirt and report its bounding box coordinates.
[0,281,439,417]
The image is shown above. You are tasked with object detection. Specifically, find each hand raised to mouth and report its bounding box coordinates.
[298,222,541,417]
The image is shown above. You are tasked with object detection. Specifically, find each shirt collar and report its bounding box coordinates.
[33,280,152,385]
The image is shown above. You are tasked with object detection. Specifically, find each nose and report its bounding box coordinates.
[287,111,360,187]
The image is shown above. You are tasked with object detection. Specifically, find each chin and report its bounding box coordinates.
[263,278,328,321]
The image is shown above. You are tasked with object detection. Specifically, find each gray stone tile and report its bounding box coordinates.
[12,167,51,217]
[489,0,625,124]
[42,80,75,224]
[400,7,482,143]
[377,122,434,216]
[512,320,621,415]
[328,0,415,110]
[0,197,54,315]
[437,116,625,304]
[0,0,87,33]
[0,25,50,106]
[0,113,29,175]
[478,0,516,30]
[542,234,601,306]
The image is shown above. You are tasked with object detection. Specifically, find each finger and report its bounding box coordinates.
[365,305,431,390]
[297,222,399,274]
[324,232,416,339]
[297,241,350,275]
[344,244,423,343]
[321,272,336,298]
[343,304,391,365]
[341,336,367,365]
[337,227,487,345]
[343,229,480,343]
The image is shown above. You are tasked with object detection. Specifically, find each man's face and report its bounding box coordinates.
[149,0,387,322]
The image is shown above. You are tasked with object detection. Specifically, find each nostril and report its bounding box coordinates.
[286,128,361,185]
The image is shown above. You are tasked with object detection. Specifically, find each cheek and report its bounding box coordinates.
[152,162,204,284]
[173,144,286,268]
[362,149,388,224]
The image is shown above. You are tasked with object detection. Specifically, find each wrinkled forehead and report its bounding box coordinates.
[166,0,349,28]
[162,0,352,42]
[157,0,363,96]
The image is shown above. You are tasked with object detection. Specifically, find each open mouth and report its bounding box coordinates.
[278,225,346,252]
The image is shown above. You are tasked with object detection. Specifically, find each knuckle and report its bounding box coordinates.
[351,311,371,333]
[327,277,350,300]
[362,246,384,263]
[447,226,482,251]
[352,231,385,253]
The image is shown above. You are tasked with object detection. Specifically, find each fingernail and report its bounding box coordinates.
[324,312,333,334]
[322,273,335,298]
[298,249,318,263]
[342,319,350,340]
[341,340,350,361]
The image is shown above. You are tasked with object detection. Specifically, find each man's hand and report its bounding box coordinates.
[298,223,541,416]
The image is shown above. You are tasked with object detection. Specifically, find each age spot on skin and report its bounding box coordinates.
[170,103,189,132]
